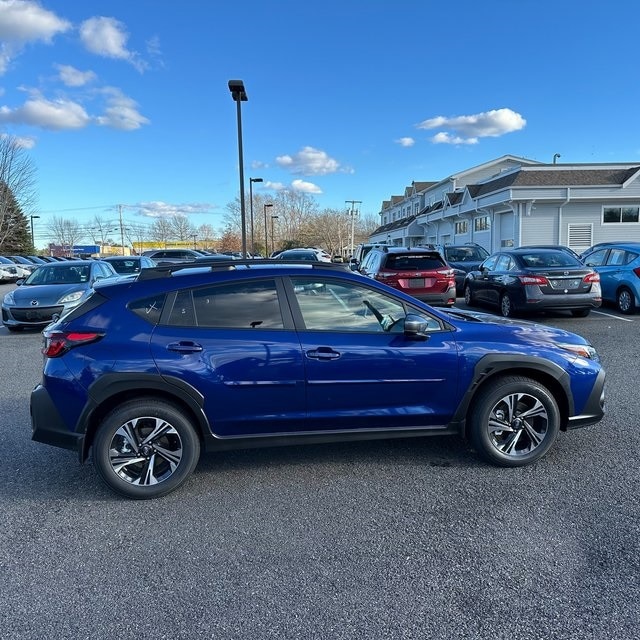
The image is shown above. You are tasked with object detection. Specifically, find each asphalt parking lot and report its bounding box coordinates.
[0,281,638,640]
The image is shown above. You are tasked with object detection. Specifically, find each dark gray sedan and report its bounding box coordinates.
[1,260,118,331]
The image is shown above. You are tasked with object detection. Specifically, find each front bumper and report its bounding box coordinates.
[566,367,606,429]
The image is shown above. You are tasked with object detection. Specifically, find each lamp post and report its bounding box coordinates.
[553,153,561,164]
[249,177,263,256]
[191,233,198,250]
[345,200,362,256]
[228,79,248,257]
[263,203,273,256]
[29,215,40,249]
[270,215,279,255]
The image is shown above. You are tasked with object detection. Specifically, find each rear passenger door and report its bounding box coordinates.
[149,278,306,436]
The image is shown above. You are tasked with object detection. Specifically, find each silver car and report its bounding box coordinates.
[2,260,118,331]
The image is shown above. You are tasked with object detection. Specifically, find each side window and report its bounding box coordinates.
[168,290,197,326]
[129,294,166,325]
[495,255,511,271]
[481,255,498,271]
[191,279,284,329]
[291,277,408,332]
[584,249,608,267]
[607,249,626,266]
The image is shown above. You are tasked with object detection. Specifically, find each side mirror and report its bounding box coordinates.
[349,259,359,271]
[15,278,24,286]
[403,313,430,340]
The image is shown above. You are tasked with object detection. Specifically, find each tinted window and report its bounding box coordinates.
[584,249,608,267]
[292,278,407,332]
[519,252,580,268]
[129,294,166,325]
[384,254,445,270]
[168,279,284,329]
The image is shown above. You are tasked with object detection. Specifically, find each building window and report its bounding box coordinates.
[454,221,468,235]
[603,206,640,223]
[474,216,491,232]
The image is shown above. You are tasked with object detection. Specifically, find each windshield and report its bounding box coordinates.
[445,246,489,262]
[25,265,90,285]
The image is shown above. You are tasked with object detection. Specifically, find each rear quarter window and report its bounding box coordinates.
[128,294,166,325]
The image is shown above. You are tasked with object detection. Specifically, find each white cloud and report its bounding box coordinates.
[55,64,96,87]
[1,131,36,148]
[0,96,90,129]
[291,179,322,194]
[95,87,149,130]
[276,146,342,175]
[79,16,147,72]
[0,0,71,74]
[417,108,526,144]
[251,160,269,170]
[430,132,478,145]
[133,201,214,218]
[395,137,415,147]
[264,180,286,191]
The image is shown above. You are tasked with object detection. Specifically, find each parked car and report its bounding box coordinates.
[1,259,118,331]
[439,243,490,295]
[2,255,35,277]
[359,246,456,306]
[274,249,325,262]
[141,249,206,264]
[349,241,389,271]
[103,255,157,275]
[581,242,640,313]
[463,248,601,318]
[0,256,21,281]
[30,259,605,499]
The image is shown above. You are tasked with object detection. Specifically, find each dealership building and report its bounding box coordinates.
[369,155,640,253]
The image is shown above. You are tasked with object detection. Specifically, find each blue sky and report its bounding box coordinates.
[1,0,639,245]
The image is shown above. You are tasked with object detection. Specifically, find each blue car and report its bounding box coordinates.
[30,260,605,499]
[1,260,118,331]
[581,242,640,313]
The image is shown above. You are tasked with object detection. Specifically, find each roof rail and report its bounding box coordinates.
[137,258,348,280]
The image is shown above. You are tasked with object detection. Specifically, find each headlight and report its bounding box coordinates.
[58,290,84,304]
[3,291,15,305]
[558,342,599,360]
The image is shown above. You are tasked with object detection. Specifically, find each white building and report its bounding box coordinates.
[370,155,640,254]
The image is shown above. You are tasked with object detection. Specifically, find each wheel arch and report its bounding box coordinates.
[79,374,210,463]
[453,356,573,440]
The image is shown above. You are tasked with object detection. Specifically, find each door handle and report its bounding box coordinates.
[167,341,203,353]
[306,348,341,361]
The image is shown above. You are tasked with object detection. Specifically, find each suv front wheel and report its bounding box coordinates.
[469,376,560,467]
[93,399,201,499]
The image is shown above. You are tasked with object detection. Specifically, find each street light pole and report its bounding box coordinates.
[263,203,273,256]
[228,80,249,257]
[191,234,198,250]
[345,200,362,256]
[30,215,40,249]
[249,177,263,256]
[270,215,279,255]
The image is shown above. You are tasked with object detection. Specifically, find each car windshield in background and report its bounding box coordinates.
[385,254,444,270]
[24,265,90,285]
[444,247,488,262]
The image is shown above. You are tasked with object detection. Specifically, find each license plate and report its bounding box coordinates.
[550,279,580,290]
[409,278,425,288]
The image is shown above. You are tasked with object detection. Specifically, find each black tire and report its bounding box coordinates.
[469,376,560,467]
[93,399,201,499]
[500,292,515,317]
[616,287,635,314]
[464,285,475,306]
[571,308,590,318]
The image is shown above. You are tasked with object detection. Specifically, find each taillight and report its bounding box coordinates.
[375,271,394,280]
[633,267,640,279]
[583,272,600,283]
[42,331,103,358]
[519,275,549,286]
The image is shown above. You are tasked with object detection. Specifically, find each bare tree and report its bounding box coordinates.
[308,208,352,256]
[171,214,196,242]
[0,135,38,251]
[48,216,83,255]
[87,214,117,248]
[125,223,148,255]
[150,217,173,248]
[197,223,217,250]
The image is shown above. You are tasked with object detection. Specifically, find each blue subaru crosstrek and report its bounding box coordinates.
[30,259,606,499]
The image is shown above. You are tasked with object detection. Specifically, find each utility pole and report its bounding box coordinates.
[345,200,362,257]
[118,204,125,255]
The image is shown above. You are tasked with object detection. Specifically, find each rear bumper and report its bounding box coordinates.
[523,289,601,310]
[30,383,85,454]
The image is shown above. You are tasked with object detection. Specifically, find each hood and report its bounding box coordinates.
[11,282,91,305]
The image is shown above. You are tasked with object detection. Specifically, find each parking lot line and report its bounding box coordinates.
[592,310,634,322]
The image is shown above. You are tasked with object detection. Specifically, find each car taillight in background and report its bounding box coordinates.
[519,275,550,286]
[583,272,600,283]
[42,331,103,358]
[633,267,640,279]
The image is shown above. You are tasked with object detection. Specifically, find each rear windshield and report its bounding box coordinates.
[519,252,581,268]
[384,254,445,270]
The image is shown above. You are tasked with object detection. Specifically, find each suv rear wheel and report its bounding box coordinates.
[469,376,560,467]
[93,399,201,499]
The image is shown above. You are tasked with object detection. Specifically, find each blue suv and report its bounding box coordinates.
[31,259,605,499]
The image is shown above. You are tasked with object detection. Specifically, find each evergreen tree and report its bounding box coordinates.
[0,181,31,253]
